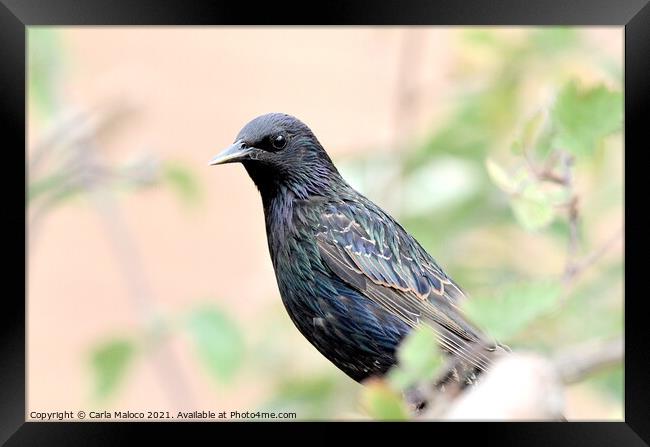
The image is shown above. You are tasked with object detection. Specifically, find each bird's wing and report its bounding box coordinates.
[315,199,495,372]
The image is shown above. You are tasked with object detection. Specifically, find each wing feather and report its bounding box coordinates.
[315,200,495,371]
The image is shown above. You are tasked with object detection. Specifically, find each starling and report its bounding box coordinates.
[210,113,503,393]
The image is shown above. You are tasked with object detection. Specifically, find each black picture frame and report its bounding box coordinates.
[3,0,647,444]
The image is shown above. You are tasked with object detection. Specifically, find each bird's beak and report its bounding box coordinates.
[208,140,252,166]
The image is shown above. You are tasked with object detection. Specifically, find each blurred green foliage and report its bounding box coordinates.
[27,27,203,215]
[29,27,623,419]
[261,375,349,419]
[387,326,443,391]
[185,304,245,383]
[88,302,247,401]
[162,161,203,206]
[341,27,623,417]
[27,171,81,205]
[28,28,64,118]
[28,29,210,406]
[485,158,567,230]
[90,337,137,399]
[463,280,562,341]
[552,82,623,157]
[360,380,410,421]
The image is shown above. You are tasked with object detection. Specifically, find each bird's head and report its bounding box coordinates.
[209,113,342,199]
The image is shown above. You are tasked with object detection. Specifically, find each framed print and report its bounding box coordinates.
[2,0,647,444]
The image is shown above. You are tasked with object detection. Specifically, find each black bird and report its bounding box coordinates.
[210,113,502,392]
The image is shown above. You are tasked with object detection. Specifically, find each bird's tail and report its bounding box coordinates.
[406,341,511,413]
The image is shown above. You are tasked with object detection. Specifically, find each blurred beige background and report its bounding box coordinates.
[27,27,623,420]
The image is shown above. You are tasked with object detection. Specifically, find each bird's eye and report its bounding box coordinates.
[272,134,287,150]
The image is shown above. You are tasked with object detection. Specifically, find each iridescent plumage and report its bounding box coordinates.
[210,113,501,385]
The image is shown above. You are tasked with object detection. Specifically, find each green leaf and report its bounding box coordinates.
[510,186,556,231]
[185,304,244,383]
[486,160,563,231]
[398,326,440,373]
[463,280,563,342]
[360,380,409,420]
[544,184,572,206]
[485,158,516,193]
[510,140,524,155]
[388,326,443,391]
[163,162,202,205]
[90,338,137,399]
[551,81,623,156]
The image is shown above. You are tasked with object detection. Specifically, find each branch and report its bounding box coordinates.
[393,30,428,145]
[29,100,136,175]
[387,30,426,215]
[28,104,196,408]
[78,135,196,408]
[563,227,623,284]
[415,336,623,420]
[551,151,582,281]
[554,337,623,385]
[419,353,565,420]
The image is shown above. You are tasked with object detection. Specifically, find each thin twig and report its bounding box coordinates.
[554,337,623,385]
[393,30,425,148]
[540,150,582,281]
[527,147,581,282]
[29,108,87,174]
[538,170,569,185]
[30,101,136,175]
[90,186,196,408]
[387,30,426,215]
[564,195,580,279]
[563,227,623,284]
